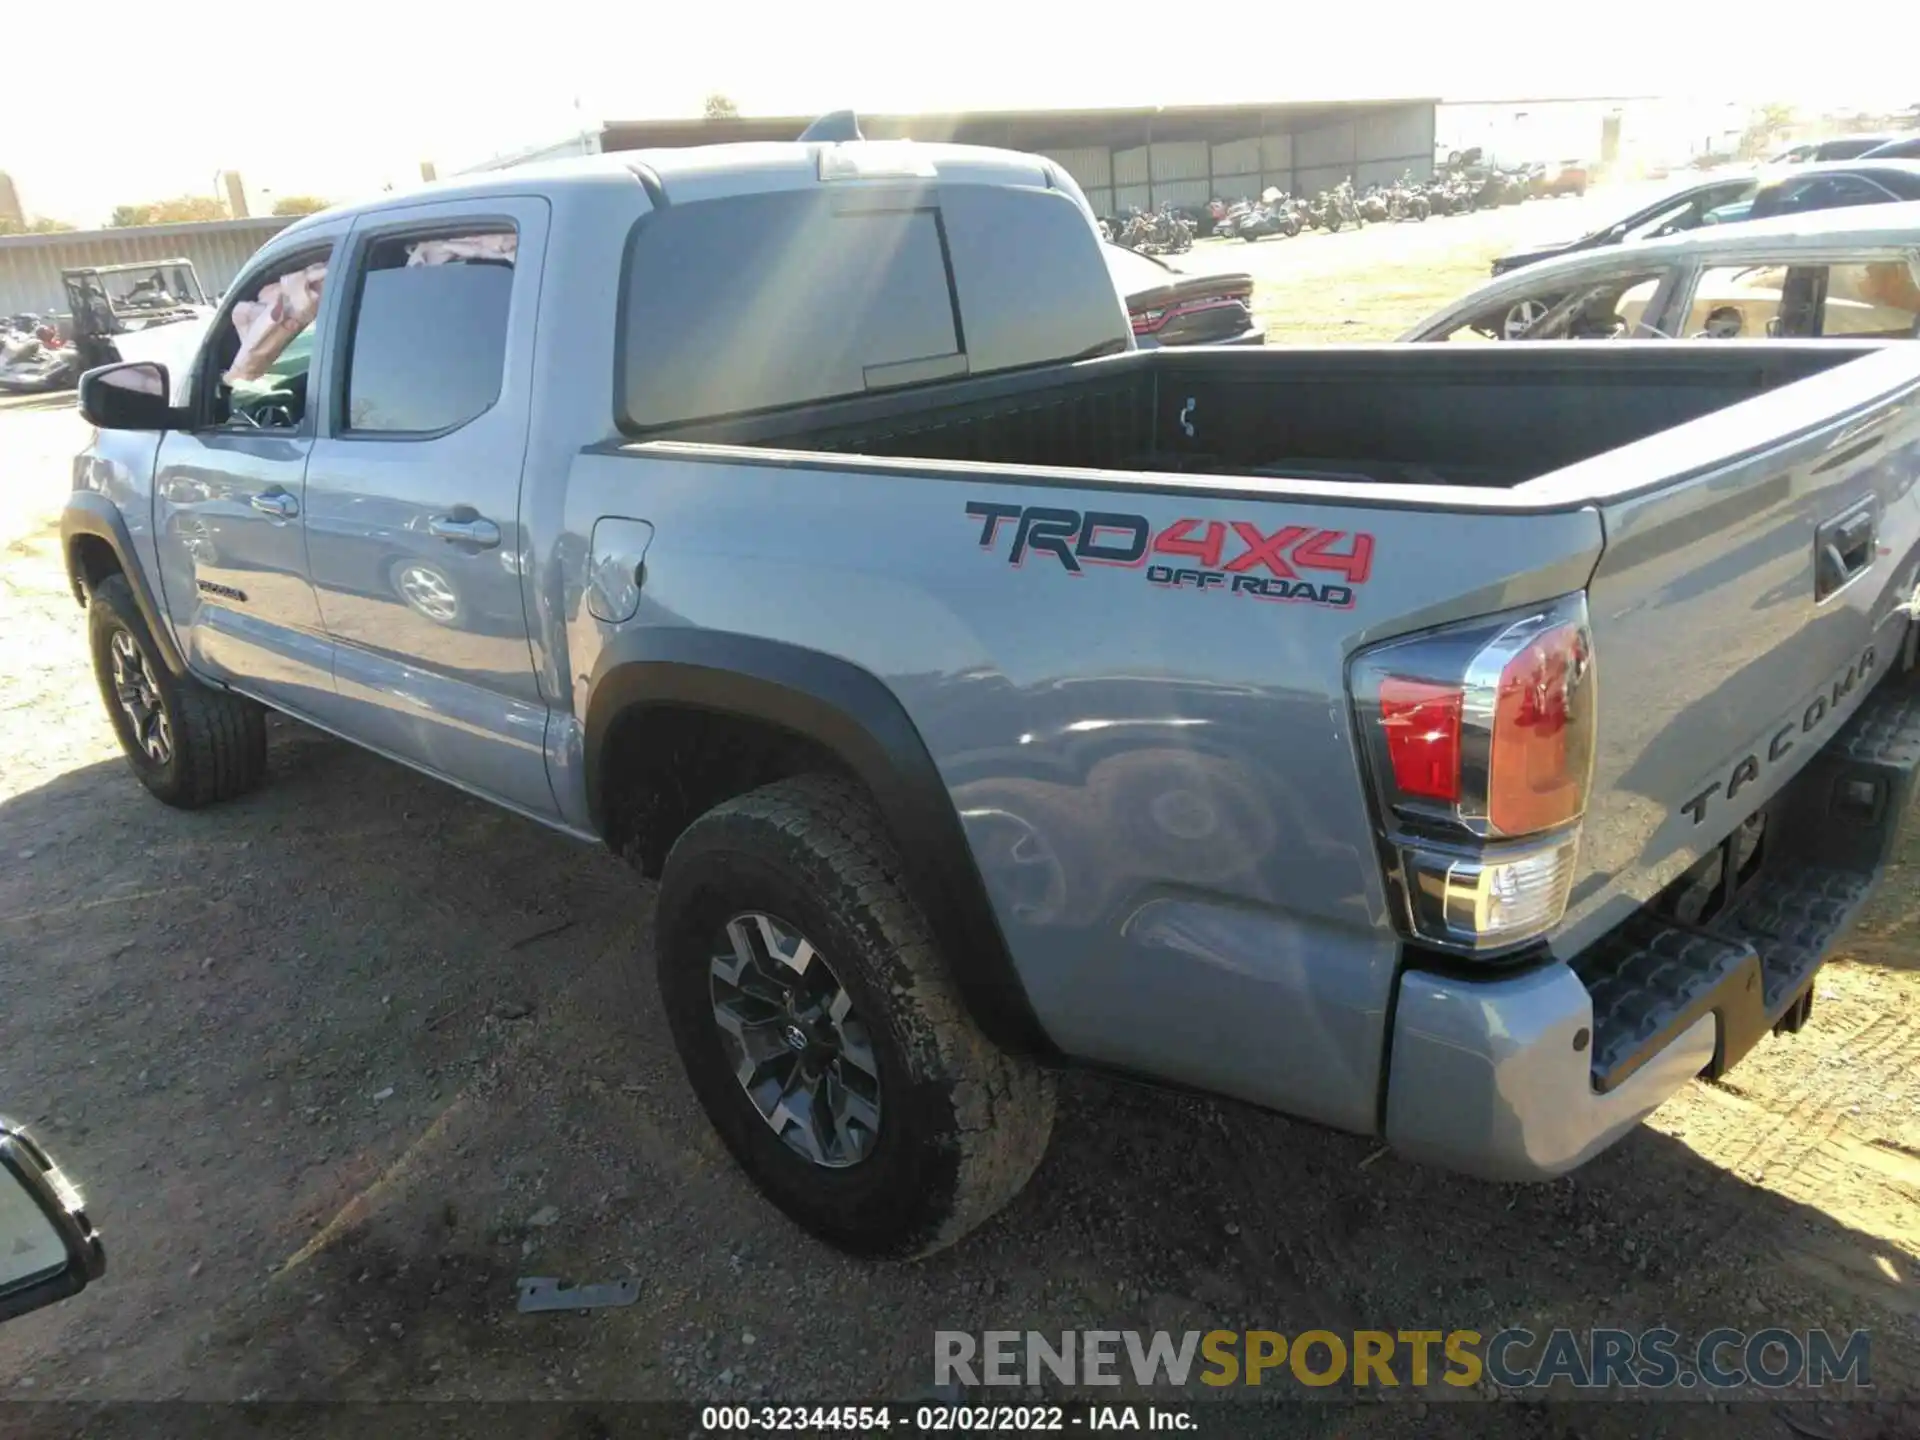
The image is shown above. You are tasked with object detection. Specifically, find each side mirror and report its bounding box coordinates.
[77,361,184,431]
[0,1122,103,1324]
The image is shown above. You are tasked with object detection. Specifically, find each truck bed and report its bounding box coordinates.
[661,342,1876,492]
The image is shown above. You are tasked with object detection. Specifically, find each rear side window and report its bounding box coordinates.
[618,184,1126,430]
[343,229,516,434]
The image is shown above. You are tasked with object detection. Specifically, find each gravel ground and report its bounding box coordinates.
[0,195,1915,1437]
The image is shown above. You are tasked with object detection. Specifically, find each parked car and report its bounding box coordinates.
[1769,135,1902,164]
[1535,159,1591,197]
[63,138,1920,1260]
[1406,203,1920,343]
[1859,136,1920,161]
[1706,161,1920,226]
[1102,243,1262,347]
[1489,174,1761,274]
[0,1119,103,1326]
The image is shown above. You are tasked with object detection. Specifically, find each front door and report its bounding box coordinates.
[302,197,556,819]
[152,235,343,711]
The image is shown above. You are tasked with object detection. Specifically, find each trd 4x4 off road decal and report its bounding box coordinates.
[964,502,1372,608]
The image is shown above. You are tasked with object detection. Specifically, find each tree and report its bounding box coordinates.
[108,195,228,227]
[0,216,75,235]
[270,195,330,217]
[1738,103,1797,160]
[703,92,739,119]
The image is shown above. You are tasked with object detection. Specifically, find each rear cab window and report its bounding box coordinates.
[617,183,1126,431]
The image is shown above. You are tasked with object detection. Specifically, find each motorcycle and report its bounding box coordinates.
[1332,180,1362,229]
[0,318,81,395]
[1118,207,1194,255]
[1386,173,1431,222]
[1220,189,1301,242]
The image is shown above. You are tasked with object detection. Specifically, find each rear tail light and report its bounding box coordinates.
[1351,594,1596,954]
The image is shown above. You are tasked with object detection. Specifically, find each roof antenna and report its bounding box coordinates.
[798,111,864,143]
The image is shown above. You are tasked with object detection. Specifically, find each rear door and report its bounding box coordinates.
[1551,347,1920,955]
[301,196,556,820]
[151,231,345,704]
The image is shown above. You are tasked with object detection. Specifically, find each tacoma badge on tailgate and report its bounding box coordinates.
[965,502,1372,609]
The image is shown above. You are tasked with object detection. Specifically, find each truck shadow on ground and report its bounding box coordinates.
[0,724,1913,1434]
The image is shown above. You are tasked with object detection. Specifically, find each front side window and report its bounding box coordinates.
[204,247,334,430]
[342,229,516,434]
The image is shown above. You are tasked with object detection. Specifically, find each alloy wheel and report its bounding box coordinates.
[709,912,882,1169]
[1503,298,1550,339]
[109,629,172,765]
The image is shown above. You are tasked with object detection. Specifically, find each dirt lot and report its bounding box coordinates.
[0,193,1916,1437]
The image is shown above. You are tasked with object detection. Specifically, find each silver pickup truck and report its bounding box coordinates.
[61,139,1920,1258]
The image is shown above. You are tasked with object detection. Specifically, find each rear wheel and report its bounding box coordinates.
[87,573,267,808]
[655,775,1055,1257]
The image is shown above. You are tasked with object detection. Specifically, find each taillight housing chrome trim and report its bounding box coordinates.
[1350,593,1597,954]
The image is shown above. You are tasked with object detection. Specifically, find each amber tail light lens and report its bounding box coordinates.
[1487,619,1592,835]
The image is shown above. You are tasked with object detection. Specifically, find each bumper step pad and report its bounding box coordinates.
[1573,662,1920,1093]
[1572,921,1757,1093]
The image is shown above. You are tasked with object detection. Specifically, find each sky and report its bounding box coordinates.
[5,0,1915,226]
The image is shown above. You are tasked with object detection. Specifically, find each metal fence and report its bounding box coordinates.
[0,218,292,316]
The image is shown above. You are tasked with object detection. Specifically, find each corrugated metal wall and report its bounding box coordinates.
[1355,106,1436,187]
[0,218,292,316]
[1294,121,1357,173]
[1022,103,1433,213]
[1286,104,1435,195]
[1148,141,1209,182]
[1111,147,1151,189]
[1040,146,1112,190]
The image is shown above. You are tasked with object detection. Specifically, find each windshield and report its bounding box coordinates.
[1593,181,1758,244]
[92,265,206,312]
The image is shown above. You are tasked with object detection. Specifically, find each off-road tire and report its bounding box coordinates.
[88,573,267,808]
[655,774,1056,1258]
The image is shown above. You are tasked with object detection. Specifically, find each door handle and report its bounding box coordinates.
[1815,502,1876,602]
[428,514,502,549]
[249,489,299,520]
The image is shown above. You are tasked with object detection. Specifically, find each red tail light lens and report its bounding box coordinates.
[1378,679,1463,802]
[1488,621,1591,835]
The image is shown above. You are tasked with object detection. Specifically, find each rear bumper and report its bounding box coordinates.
[1384,660,1920,1182]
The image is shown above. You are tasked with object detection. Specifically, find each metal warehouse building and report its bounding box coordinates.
[480,99,1440,215]
[0,217,293,318]
[1,99,1436,314]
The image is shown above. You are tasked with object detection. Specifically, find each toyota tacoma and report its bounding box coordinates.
[60,137,1920,1257]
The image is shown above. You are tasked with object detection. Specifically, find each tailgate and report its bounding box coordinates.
[1549,344,1920,955]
